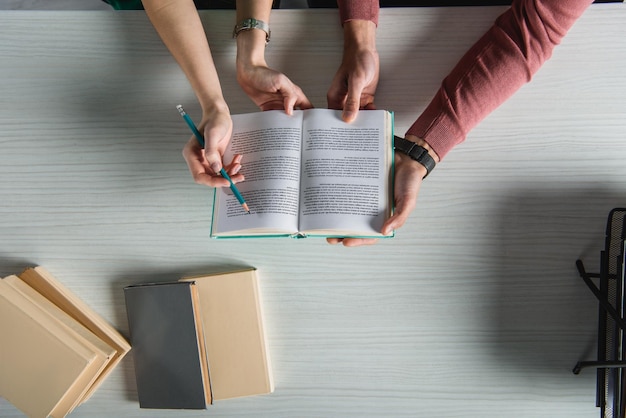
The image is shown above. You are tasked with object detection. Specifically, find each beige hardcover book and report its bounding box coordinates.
[0,280,100,418]
[18,267,131,397]
[3,275,115,408]
[180,269,274,400]
[189,282,213,405]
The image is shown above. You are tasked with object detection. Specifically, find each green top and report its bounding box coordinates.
[102,0,144,10]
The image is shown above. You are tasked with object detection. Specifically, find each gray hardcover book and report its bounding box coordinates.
[124,282,210,409]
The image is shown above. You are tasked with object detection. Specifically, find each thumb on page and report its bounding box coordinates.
[342,82,363,123]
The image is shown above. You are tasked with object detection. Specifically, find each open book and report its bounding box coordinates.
[211,109,394,239]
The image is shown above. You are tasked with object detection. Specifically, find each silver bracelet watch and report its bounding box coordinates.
[233,18,271,44]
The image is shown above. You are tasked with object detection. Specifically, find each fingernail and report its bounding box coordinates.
[210,163,221,174]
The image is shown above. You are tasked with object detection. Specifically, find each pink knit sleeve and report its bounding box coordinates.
[338,0,379,26]
[405,0,593,160]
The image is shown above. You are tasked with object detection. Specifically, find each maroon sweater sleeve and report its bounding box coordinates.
[406,0,593,160]
[337,0,379,26]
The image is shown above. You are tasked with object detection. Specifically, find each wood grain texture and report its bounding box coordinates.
[1,5,625,417]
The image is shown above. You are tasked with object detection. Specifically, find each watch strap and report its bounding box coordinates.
[394,136,436,178]
[233,18,271,44]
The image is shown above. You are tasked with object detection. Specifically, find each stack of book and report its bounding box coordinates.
[0,267,131,418]
[124,268,274,409]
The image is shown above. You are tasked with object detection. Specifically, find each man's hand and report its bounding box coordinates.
[327,19,379,123]
[326,152,425,247]
[327,135,438,247]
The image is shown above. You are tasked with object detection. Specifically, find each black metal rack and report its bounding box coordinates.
[574,208,626,418]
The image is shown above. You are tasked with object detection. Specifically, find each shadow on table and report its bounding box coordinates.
[0,257,33,278]
[488,187,626,376]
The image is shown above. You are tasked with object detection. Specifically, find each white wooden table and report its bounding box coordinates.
[1,5,625,417]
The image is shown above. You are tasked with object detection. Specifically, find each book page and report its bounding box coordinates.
[299,109,392,236]
[212,111,303,237]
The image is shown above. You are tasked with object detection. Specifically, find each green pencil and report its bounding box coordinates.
[176,105,250,213]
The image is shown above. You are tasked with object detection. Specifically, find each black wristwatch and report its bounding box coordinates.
[393,136,436,178]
